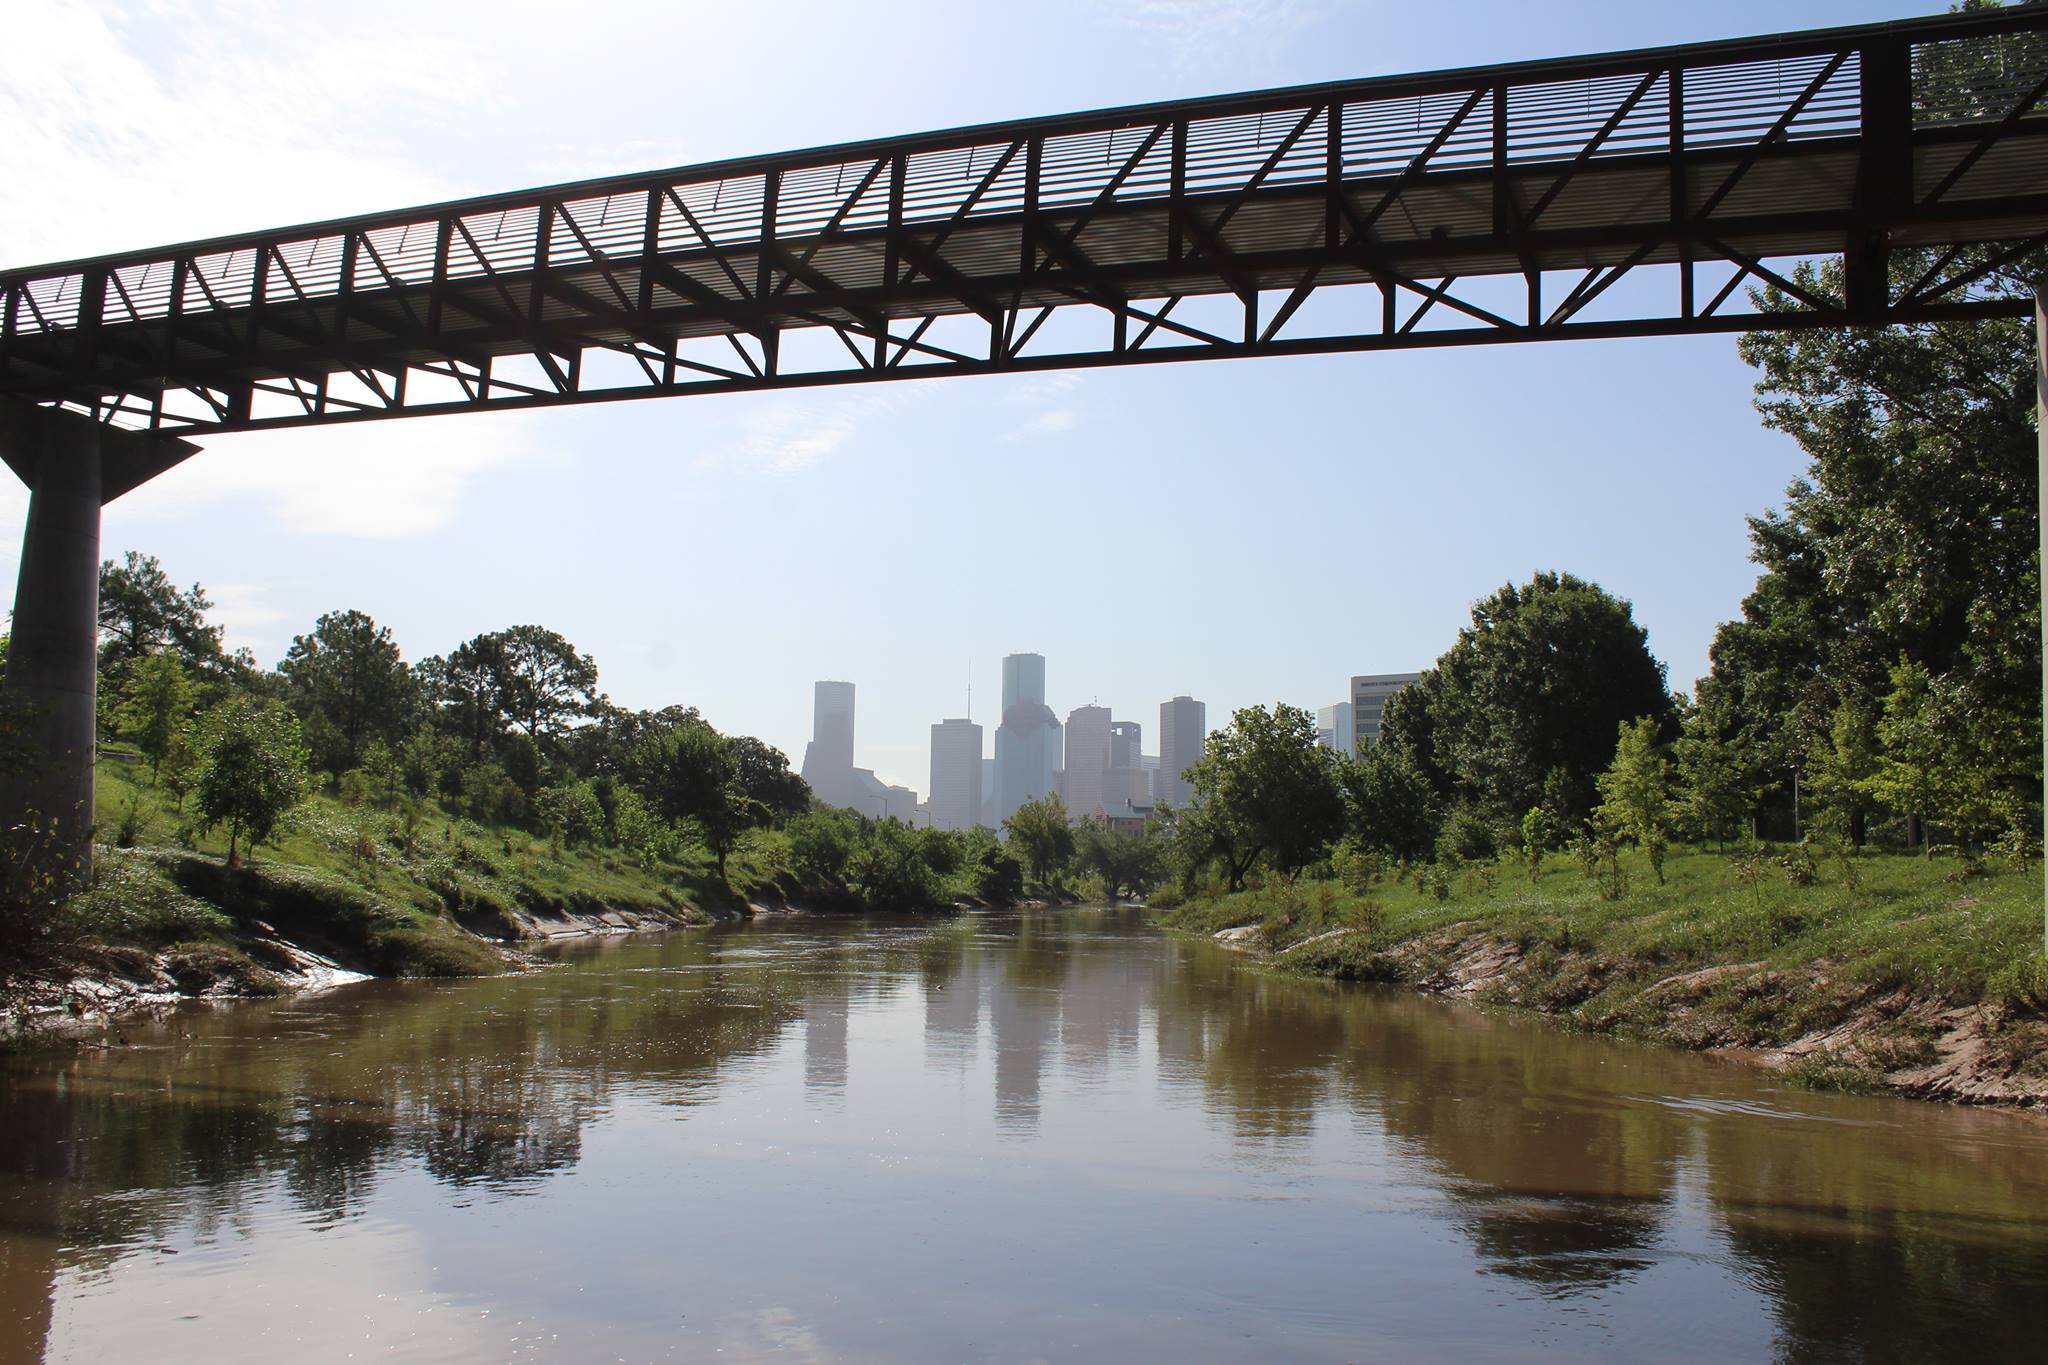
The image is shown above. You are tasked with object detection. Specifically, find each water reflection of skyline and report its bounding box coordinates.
[1,909,2046,1362]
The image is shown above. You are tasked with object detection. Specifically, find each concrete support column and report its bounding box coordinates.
[1,403,196,888]
[2,420,104,877]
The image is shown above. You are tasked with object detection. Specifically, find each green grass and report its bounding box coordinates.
[1165,844,2047,1050]
[73,749,763,981]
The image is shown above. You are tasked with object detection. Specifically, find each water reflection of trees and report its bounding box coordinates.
[1134,917,2048,1347]
[5,910,2048,1364]
[0,928,816,1358]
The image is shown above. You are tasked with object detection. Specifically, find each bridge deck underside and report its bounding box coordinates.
[4,9,2048,431]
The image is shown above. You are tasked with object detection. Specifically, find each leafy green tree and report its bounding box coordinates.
[97,551,224,680]
[114,652,195,780]
[786,808,860,894]
[1003,794,1076,890]
[361,739,406,810]
[1520,806,1550,881]
[396,725,455,799]
[972,840,1024,904]
[1597,717,1672,879]
[494,625,599,749]
[1673,692,1764,848]
[633,720,755,880]
[1867,657,2013,852]
[1807,701,1881,846]
[1382,572,1674,827]
[420,636,506,760]
[848,818,943,910]
[728,735,810,822]
[279,609,416,774]
[1713,243,2042,815]
[536,782,605,850]
[1183,703,1345,890]
[160,727,202,813]
[1337,741,1438,860]
[194,698,310,866]
[1076,822,1162,901]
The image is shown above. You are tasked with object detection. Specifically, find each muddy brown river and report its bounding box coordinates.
[2,908,2045,1362]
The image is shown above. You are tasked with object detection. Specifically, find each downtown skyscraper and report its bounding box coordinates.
[994,652,1061,826]
[929,717,984,832]
[1157,695,1206,808]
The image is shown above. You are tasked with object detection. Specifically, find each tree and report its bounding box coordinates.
[420,635,507,759]
[786,808,860,894]
[1183,703,1345,890]
[1597,716,1672,879]
[194,698,310,866]
[633,720,754,880]
[536,782,605,851]
[279,609,416,774]
[493,625,598,749]
[1076,822,1162,901]
[1673,691,1764,847]
[114,652,195,780]
[1337,741,1438,861]
[848,818,942,910]
[971,839,1024,905]
[1712,241,2043,822]
[1383,572,1674,827]
[97,551,225,680]
[727,735,810,822]
[1867,657,2013,852]
[1806,701,1881,846]
[1003,794,1076,890]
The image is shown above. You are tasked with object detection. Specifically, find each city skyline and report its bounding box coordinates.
[0,0,1905,803]
[800,657,1421,813]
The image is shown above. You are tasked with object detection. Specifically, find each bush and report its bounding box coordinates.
[1989,954,2048,1013]
[1436,804,1497,863]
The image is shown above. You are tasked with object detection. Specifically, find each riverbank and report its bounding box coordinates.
[2,759,786,1040]
[1164,847,2048,1107]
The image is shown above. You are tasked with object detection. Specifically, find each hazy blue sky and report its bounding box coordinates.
[1,0,1942,792]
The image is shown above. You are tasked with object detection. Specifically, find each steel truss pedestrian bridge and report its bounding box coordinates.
[3,8,2047,433]
[4,6,2048,882]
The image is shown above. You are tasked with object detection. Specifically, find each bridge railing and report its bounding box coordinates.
[3,6,2045,431]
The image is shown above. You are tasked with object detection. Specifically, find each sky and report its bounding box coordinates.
[0,0,1948,793]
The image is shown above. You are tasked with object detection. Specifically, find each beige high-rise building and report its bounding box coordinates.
[1351,673,1422,749]
[929,718,984,831]
[1063,705,1112,819]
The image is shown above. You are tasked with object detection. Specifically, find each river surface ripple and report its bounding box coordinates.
[3,908,2046,1363]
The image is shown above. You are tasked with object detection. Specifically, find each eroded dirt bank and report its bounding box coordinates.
[1215,924,2048,1108]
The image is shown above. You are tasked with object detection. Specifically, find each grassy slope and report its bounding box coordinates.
[76,750,781,985]
[1165,845,2048,1094]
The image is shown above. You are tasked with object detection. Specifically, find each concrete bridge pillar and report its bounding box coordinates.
[1,403,197,888]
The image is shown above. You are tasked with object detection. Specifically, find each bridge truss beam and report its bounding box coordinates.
[3,7,2047,434]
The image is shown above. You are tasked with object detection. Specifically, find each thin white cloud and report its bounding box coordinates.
[113,413,555,539]
[1112,0,1322,74]
[1023,409,1080,436]
[999,371,1086,441]
[0,1,476,264]
[700,389,919,477]
[1,1,544,556]
[203,581,291,660]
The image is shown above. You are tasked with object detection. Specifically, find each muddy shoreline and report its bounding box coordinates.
[1212,923,2048,1110]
